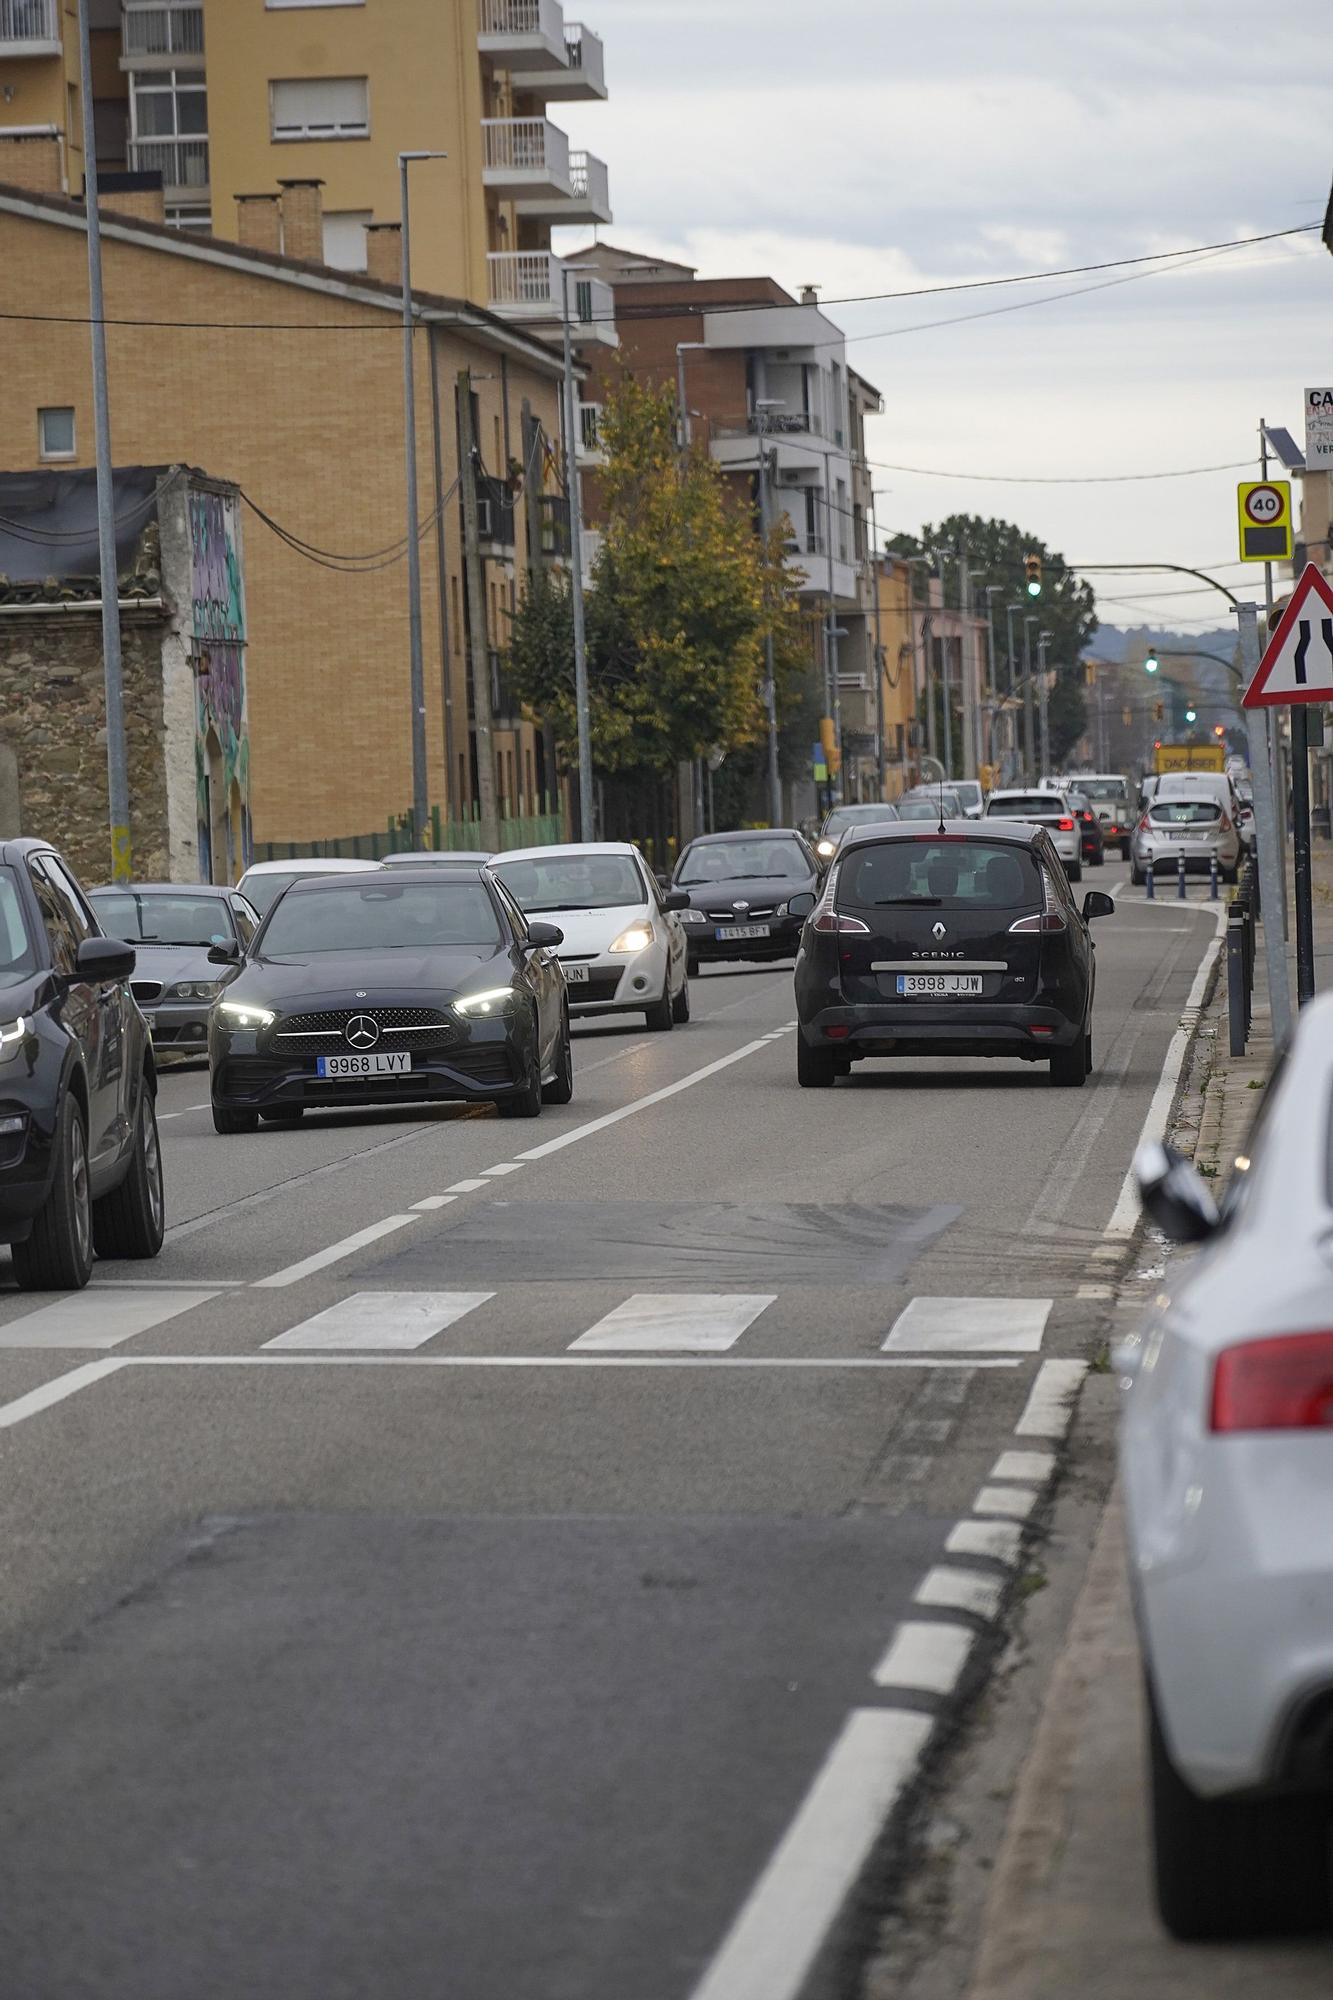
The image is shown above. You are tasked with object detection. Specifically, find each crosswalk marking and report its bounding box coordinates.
[568,1293,776,1353]
[0,1288,217,1351]
[882,1296,1052,1355]
[264,1291,495,1351]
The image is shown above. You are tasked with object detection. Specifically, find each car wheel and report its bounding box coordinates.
[1067,860,1083,883]
[212,1099,259,1135]
[1049,1034,1089,1087]
[1092,848,1105,867]
[1223,865,1239,885]
[498,1026,544,1119]
[644,983,675,1032]
[260,1106,304,1124]
[686,954,700,979]
[542,1007,574,1106]
[671,974,691,1025]
[1130,862,1145,886]
[1121,841,1132,863]
[92,1078,165,1261]
[11,1092,94,1291]
[797,1037,837,1088]
[1148,1681,1333,1940]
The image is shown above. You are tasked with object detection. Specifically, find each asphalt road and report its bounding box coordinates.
[0,859,1221,2000]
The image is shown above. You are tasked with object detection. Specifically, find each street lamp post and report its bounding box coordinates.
[1021,612,1038,784]
[1037,629,1053,778]
[984,584,1003,777]
[399,149,447,848]
[559,262,594,840]
[753,400,784,826]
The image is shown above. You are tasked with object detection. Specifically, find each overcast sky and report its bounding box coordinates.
[556,0,1331,633]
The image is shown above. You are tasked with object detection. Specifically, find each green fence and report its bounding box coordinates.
[252,803,566,864]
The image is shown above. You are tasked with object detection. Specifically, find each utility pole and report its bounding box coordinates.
[956,544,979,780]
[984,584,1002,781]
[1006,601,1023,783]
[77,0,130,883]
[399,151,446,847]
[1022,615,1037,784]
[560,264,594,840]
[870,491,886,798]
[1237,602,1292,1042]
[429,337,457,825]
[457,370,499,852]
[1259,417,1290,941]
[825,484,842,794]
[675,341,706,452]
[1037,630,1052,777]
[754,402,782,826]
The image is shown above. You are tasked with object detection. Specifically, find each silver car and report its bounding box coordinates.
[1118,999,1333,1940]
[1130,795,1240,885]
[984,788,1081,878]
[88,882,258,1061]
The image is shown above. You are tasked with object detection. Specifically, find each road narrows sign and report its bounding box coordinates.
[1243,563,1333,708]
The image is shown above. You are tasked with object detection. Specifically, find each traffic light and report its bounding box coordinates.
[1144,651,1160,674]
[1213,724,1226,738]
[1185,707,1197,725]
[1024,554,1042,598]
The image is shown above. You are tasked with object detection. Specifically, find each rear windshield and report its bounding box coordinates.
[239,869,327,916]
[259,880,502,955]
[1077,779,1128,803]
[1151,801,1221,824]
[824,806,899,837]
[837,841,1041,911]
[676,838,808,886]
[987,795,1063,817]
[493,853,645,912]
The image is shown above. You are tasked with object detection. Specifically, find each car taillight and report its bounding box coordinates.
[1219,812,1232,832]
[812,909,870,934]
[1211,1332,1333,1432]
[1008,911,1068,933]
[1138,814,1152,832]
[1080,811,1094,824]
[1057,818,1075,832]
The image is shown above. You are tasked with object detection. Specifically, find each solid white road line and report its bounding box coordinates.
[946,1519,1024,1565]
[0,1358,126,1428]
[109,1354,1022,1372]
[972,1485,1038,1520]
[687,1707,934,2000]
[1015,1357,1089,1439]
[0,1288,218,1350]
[254,1216,419,1290]
[872,1620,975,1696]
[914,1567,1004,1621]
[568,1293,776,1353]
[882,1296,1051,1355]
[991,1449,1056,1483]
[514,1038,773,1163]
[263,1291,495,1351]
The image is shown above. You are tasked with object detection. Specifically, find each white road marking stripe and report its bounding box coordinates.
[569,1293,776,1353]
[90,1278,246,1288]
[914,1567,1004,1621]
[882,1296,1052,1355]
[687,1707,933,2000]
[872,1621,974,1696]
[0,1289,217,1350]
[0,1358,127,1428]
[253,1216,419,1289]
[514,1039,772,1163]
[991,1449,1056,1483]
[972,1486,1038,1521]
[947,1519,1024,1565]
[482,1163,523,1177]
[1015,1358,1089,1438]
[107,1354,1022,1372]
[573,1041,650,1074]
[444,1178,489,1194]
[411,1195,458,1211]
[264,1291,494,1351]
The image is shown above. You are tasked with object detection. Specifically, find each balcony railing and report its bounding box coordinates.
[478,0,562,37]
[122,2,204,58]
[487,253,618,345]
[578,403,602,455]
[128,135,209,192]
[0,0,59,51]
[567,149,610,219]
[564,21,605,92]
[783,533,827,559]
[539,493,571,559]
[714,412,823,440]
[482,116,570,187]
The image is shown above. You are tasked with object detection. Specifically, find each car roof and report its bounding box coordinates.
[282,864,490,892]
[988,786,1064,798]
[838,818,1040,851]
[490,841,644,864]
[682,828,804,844]
[387,850,493,863]
[239,857,379,875]
[0,837,77,866]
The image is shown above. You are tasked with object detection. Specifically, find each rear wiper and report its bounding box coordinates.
[524,902,594,913]
[874,896,942,907]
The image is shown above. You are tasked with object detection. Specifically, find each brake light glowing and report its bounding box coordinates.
[1211,1332,1333,1432]
[1057,818,1075,832]
[1009,911,1068,933]
[812,909,870,934]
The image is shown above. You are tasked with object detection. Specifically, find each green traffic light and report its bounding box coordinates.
[1185,708,1197,724]
[1144,655,1159,673]
[1026,579,1042,598]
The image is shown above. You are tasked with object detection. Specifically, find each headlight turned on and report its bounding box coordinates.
[452,988,517,1018]
[609,925,654,954]
[218,1000,276,1029]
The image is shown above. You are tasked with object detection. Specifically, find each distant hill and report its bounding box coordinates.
[1084,624,1239,666]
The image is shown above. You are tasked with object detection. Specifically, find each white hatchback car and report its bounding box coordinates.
[984,788,1082,878]
[1130,793,1241,886]
[1119,1000,1333,1940]
[490,842,690,1031]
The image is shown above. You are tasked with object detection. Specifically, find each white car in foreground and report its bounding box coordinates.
[1118,997,1333,1941]
[491,843,690,1031]
[984,788,1082,878]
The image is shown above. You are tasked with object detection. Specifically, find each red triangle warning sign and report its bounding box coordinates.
[1244,563,1333,707]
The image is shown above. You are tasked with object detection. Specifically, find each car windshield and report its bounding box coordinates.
[823,806,899,838]
[676,839,808,885]
[838,841,1040,910]
[988,795,1063,817]
[1151,801,1222,824]
[1076,779,1128,803]
[90,890,234,947]
[0,866,37,984]
[492,854,646,912]
[897,799,955,821]
[258,880,503,954]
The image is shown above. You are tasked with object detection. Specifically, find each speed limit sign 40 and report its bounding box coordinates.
[1238,478,1292,561]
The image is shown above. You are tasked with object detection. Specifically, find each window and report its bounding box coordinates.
[0,868,37,983]
[270,77,369,142]
[321,210,371,271]
[131,68,207,138]
[27,859,81,974]
[838,842,1041,913]
[38,407,75,460]
[41,856,95,938]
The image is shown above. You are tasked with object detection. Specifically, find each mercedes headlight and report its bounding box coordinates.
[453,987,517,1018]
[608,924,655,954]
[218,999,275,1029]
[166,980,224,1002]
[0,1016,27,1061]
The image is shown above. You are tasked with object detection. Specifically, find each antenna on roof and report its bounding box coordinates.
[938,775,947,836]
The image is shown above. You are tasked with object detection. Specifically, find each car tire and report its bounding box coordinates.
[671,975,691,1025]
[1223,865,1239,885]
[1066,860,1083,882]
[1148,1681,1333,1941]
[1049,1033,1089,1088]
[797,1037,837,1088]
[260,1106,304,1124]
[644,984,675,1032]
[212,1100,259,1135]
[543,1007,574,1106]
[1085,1030,1094,1075]
[11,1092,94,1292]
[498,1027,544,1119]
[1092,848,1105,867]
[1130,862,1145,886]
[92,1078,165,1261]
[686,954,700,979]
[1121,840,1132,863]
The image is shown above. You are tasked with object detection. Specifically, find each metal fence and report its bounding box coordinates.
[251,807,565,866]
[0,0,57,43]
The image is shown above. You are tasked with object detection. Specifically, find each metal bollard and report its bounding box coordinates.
[1210,854,1219,900]
[1177,851,1186,900]
[1145,863,1155,900]
[1227,907,1248,1055]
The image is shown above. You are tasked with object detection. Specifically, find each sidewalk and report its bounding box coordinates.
[954,847,1333,1999]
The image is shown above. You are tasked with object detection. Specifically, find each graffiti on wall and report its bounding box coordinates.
[189,487,251,882]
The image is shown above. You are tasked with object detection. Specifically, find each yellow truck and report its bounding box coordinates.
[1154,743,1225,775]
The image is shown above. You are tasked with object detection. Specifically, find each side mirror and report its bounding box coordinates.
[74,935,136,983]
[661,890,690,912]
[528,920,564,948]
[1134,1139,1219,1245]
[787,892,817,918]
[1082,890,1116,921]
[208,939,242,965]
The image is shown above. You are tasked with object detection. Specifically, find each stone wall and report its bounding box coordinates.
[0,610,172,889]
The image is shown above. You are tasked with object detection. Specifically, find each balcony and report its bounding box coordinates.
[481,116,571,202]
[486,251,619,348]
[559,148,611,224]
[576,402,605,466]
[121,2,204,65]
[472,471,516,555]
[477,0,566,72]
[0,0,60,57]
[538,493,571,560]
[127,134,209,197]
[710,411,826,482]
[541,21,607,100]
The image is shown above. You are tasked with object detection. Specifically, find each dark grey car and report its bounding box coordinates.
[89,883,258,1063]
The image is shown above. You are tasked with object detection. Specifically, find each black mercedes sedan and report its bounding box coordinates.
[793,821,1114,1089]
[0,838,164,1289]
[671,829,822,972]
[208,866,572,1133]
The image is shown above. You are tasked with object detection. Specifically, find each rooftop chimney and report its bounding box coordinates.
[277,178,325,263]
[366,220,403,287]
[800,285,820,306]
[235,193,282,254]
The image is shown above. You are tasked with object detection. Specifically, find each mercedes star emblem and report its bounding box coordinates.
[345,1014,381,1051]
[932,921,948,941]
